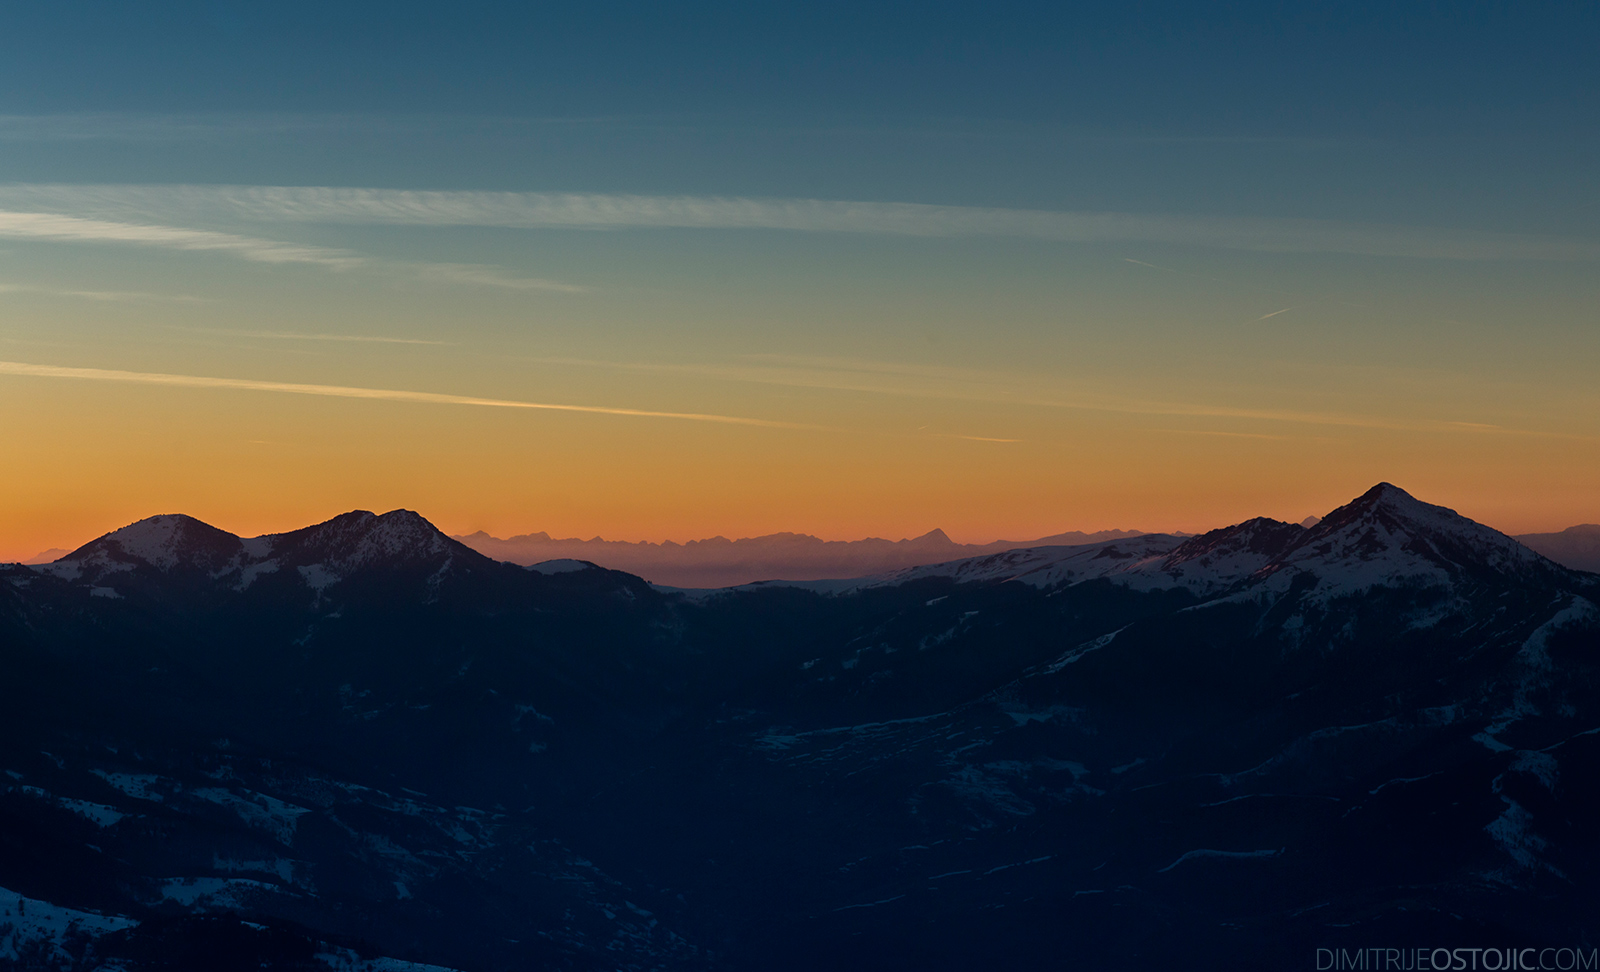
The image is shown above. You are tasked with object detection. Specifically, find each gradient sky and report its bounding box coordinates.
[2,1,1598,560]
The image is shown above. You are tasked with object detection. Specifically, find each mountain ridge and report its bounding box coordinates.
[2,482,1598,970]
[19,499,1598,582]
[16,485,1594,594]
[46,508,482,573]
[813,483,1588,608]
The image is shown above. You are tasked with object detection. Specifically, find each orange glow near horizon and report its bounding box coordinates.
[4,356,1595,563]
[1,194,1596,562]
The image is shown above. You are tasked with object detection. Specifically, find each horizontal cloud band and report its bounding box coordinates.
[0,360,807,430]
[0,209,583,291]
[0,210,363,267]
[2,184,1597,261]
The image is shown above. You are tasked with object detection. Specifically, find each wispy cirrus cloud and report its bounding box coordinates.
[2,183,1596,262]
[0,211,365,268]
[0,209,584,292]
[512,351,1599,441]
[0,359,809,429]
[410,262,584,292]
[169,326,449,345]
[0,282,208,303]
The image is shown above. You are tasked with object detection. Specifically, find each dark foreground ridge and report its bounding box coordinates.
[2,486,1598,970]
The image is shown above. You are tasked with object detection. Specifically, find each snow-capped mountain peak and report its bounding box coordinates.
[50,514,244,574]
[1276,482,1556,596]
[832,484,1580,605]
[28,508,489,597]
[268,509,458,572]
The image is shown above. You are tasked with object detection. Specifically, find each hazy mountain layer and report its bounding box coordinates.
[451,527,1148,587]
[27,521,1597,581]
[452,521,1600,587]
[1516,524,1600,573]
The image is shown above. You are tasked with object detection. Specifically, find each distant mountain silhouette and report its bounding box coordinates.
[452,526,1151,587]
[1516,523,1600,572]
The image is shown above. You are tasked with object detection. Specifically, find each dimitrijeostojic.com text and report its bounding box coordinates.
[1317,949,1599,970]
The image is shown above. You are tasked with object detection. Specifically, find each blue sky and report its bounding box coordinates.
[7,3,1596,129]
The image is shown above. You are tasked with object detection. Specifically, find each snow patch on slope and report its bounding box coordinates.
[0,886,135,962]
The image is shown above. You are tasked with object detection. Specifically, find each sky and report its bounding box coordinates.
[1,1,1598,560]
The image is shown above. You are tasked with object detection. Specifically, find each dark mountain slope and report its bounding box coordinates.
[1,486,1597,971]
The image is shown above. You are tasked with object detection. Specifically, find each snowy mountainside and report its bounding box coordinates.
[34,514,246,577]
[864,533,1184,591]
[2,482,1598,971]
[846,483,1578,607]
[267,509,458,573]
[1,884,466,972]
[1266,482,1566,598]
[28,509,517,600]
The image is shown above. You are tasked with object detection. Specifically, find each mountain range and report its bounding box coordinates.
[2,483,1597,970]
[26,520,1597,585]
[450,527,1149,588]
[449,521,1600,588]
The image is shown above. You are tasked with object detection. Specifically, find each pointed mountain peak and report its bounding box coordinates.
[1345,482,1427,514]
[908,528,954,545]
[1360,481,1412,500]
[1313,483,1473,539]
[1281,484,1559,593]
[64,514,243,571]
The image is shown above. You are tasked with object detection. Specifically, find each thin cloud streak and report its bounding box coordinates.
[1253,307,1294,321]
[0,210,584,292]
[0,211,364,268]
[170,326,449,345]
[0,360,814,430]
[515,352,1595,441]
[517,353,1014,403]
[3,184,1597,261]
[412,263,586,292]
[1154,428,1291,440]
[0,282,207,303]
